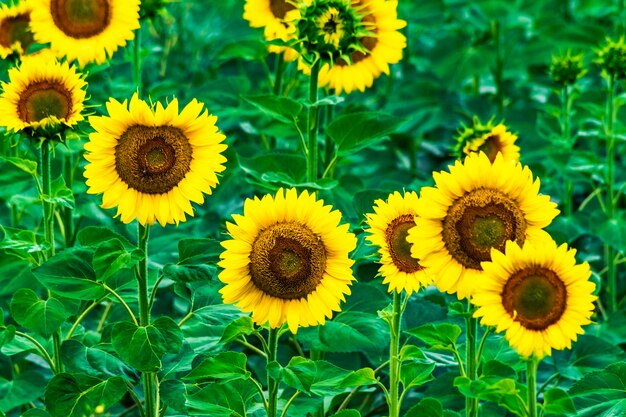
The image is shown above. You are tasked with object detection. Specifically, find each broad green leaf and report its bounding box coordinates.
[22,410,52,417]
[0,226,47,256]
[180,303,246,353]
[61,340,133,380]
[239,151,306,185]
[0,156,37,176]
[93,239,144,281]
[184,351,250,381]
[10,288,69,338]
[0,251,39,297]
[400,358,436,389]
[317,311,389,353]
[44,373,126,417]
[33,247,105,300]
[406,323,462,349]
[112,316,183,372]
[243,94,303,123]
[186,379,260,416]
[327,112,404,154]
[178,238,223,264]
[0,325,16,347]
[569,361,626,417]
[0,371,47,412]
[220,316,255,343]
[454,376,527,417]
[44,176,74,209]
[544,388,576,416]
[77,227,134,249]
[163,264,216,282]
[329,411,361,417]
[406,397,444,417]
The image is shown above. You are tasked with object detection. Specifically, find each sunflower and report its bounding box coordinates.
[84,93,227,226]
[0,1,34,58]
[316,0,406,94]
[473,239,596,358]
[407,152,559,300]
[0,53,86,132]
[455,121,520,163]
[29,0,140,67]
[218,188,357,333]
[365,191,430,295]
[243,0,300,61]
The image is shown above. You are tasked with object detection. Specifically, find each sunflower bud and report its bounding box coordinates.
[550,51,586,86]
[596,37,626,79]
[453,116,520,163]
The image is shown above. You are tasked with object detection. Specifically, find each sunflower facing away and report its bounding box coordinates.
[0,1,34,58]
[0,53,86,132]
[454,119,520,163]
[365,191,430,295]
[473,239,596,358]
[243,0,300,61]
[407,152,559,300]
[84,93,227,226]
[29,0,140,66]
[317,0,407,94]
[219,188,357,333]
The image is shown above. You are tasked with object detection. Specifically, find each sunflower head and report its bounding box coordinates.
[243,0,300,61]
[550,50,586,86]
[473,239,596,358]
[29,0,140,66]
[365,191,430,295]
[84,93,227,226]
[407,152,559,299]
[218,188,357,333]
[0,52,86,133]
[0,1,34,59]
[595,36,626,79]
[454,117,520,163]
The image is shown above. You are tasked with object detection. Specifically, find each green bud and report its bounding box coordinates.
[550,50,586,86]
[596,37,626,79]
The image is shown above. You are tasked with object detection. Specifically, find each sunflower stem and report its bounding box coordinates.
[466,303,478,417]
[273,53,285,96]
[134,25,142,97]
[526,356,539,417]
[388,291,403,417]
[267,327,280,417]
[561,85,573,217]
[137,223,157,417]
[40,140,55,258]
[62,150,74,247]
[605,74,618,313]
[307,60,321,183]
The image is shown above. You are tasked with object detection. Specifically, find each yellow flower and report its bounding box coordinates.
[460,124,520,163]
[29,0,140,67]
[219,188,357,333]
[243,0,300,61]
[84,93,227,226]
[365,191,430,295]
[317,0,406,94]
[473,239,596,358]
[407,152,559,299]
[0,1,34,58]
[0,52,86,132]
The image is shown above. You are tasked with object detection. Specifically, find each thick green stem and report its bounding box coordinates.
[134,26,142,97]
[606,75,618,313]
[307,60,321,183]
[137,223,157,417]
[527,356,538,417]
[267,328,280,417]
[273,53,285,96]
[40,141,55,258]
[466,305,478,417]
[324,104,335,177]
[62,152,74,247]
[388,291,403,417]
[561,86,573,217]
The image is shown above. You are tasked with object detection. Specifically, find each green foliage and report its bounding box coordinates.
[44,374,126,417]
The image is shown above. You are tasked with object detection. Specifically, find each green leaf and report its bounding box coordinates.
[454,376,527,417]
[0,156,37,176]
[178,238,223,265]
[0,226,47,255]
[239,151,306,185]
[406,397,444,417]
[77,227,133,249]
[0,251,39,297]
[112,316,183,372]
[400,358,436,389]
[0,325,16,347]
[406,323,462,349]
[220,316,255,343]
[569,361,626,417]
[93,239,144,281]
[327,112,404,154]
[44,373,126,417]
[10,288,69,338]
[22,410,53,417]
[61,340,133,380]
[184,351,250,381]
[33,247,105,300]
[186,379,260,416]
[317,311,389,353]
[544,388,576,416]
[180,302,247,353]
[329,410,361,417]
[243,94,303,123]
[0,371,46,412]
[44,176,74,209]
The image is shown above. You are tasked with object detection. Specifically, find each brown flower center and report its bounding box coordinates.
[269,0,294,19]
[250,222,327,299]
[442,188,526,270]
[17,81,73,123]
[50,0,111,39]
[502,267,567,330]
[0,13,34,51]
[115,125,193,194]
[385,214,423,273]
[477,134,502,163]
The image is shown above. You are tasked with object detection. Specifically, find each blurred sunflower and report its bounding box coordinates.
[0,1,34,58]
[407,152,559,299]
[243,0,300,61]
[0,52,86,132]
[29,0,140,66]
[84,93,227,226]
[219,188,357,333]
[365,191,430,295]
[454,118,520,163]
[473,239,596,358]
[317,0,406,94]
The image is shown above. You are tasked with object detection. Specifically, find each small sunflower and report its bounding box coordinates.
[454,118,520,163]
[0,1,34,58]
[0,53,86,132]
[29,0,140,67]
[407,152,559,300]
[365,191,430,295]
[473,239,596,358]
[317,0,406,94]
[84,93,227,226]
[219,188,357,333]
[243,0,300,61]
